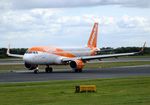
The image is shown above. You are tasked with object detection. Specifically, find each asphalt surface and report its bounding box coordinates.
[0,65,150,82]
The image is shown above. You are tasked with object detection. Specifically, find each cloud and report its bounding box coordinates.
[1,10,149,34]
[0,0,149,48]
[118,15,150,32]
[0,9,62,32]
[1,0,150,10]
[0,9,149,46]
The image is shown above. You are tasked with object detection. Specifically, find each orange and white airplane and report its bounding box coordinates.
[7,23,146,73]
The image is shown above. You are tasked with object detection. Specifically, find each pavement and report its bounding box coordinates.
[0,65,150,82]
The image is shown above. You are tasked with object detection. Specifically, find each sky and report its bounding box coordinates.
[0,0,150,48]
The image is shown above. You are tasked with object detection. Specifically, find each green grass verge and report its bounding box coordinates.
[0,64,25,71]
[0,76,150,105]
[85,61,150,69]
[0,61,150,72]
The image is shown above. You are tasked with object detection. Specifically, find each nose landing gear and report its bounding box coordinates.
[34,67,39,74]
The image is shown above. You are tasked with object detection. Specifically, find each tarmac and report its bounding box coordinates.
[0,65,150,82]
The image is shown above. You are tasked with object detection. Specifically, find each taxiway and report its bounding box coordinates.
[0,65,150,82]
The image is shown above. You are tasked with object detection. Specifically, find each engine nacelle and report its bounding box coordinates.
[24,62,38,70]
[70,60,84,70]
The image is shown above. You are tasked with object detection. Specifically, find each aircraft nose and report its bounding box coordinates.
[23,54,33,63]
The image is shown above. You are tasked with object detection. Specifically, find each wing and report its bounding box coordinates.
[7,45,24,58]
[62,42,146,62]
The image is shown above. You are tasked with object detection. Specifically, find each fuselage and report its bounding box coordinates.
[6,22,142,73]
[23,46,99,65]
[6,22,100,73]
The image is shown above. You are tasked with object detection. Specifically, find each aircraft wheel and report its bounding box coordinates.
[34,69,39,74]
[78,69,82,72]
[45,67,49,73]
[74,69,82,73]
[49,67,53,72]
[45,67,53,73]
[74,69,78,73]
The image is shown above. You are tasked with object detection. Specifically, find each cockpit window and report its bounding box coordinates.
[26,51,38,54]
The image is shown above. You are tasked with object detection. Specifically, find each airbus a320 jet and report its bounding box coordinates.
[7,23,146,73]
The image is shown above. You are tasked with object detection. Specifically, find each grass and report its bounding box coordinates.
[0,76,150,105]
[85,61,150,69]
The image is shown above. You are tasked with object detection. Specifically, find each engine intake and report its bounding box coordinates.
[24,62,38,70]
[70,60,84,70]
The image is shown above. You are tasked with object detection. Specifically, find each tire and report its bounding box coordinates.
[49,67,53,73]
[75,69,78,73]
[74,69,82,73]
[45,68,49,73]
[34,70,39,74]
[45,67,53,73]
[78,69,82,72]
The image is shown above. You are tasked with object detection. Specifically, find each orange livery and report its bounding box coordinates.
[7,23,146,73]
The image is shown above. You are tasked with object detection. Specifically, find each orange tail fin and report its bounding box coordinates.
[87,23,98,48]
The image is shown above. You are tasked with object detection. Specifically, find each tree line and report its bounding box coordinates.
[0,48,27,58]
[100,47,150,55]
[0,47,150,58]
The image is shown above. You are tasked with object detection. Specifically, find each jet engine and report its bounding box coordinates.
[24,62,38,70]
[69,60,84,70]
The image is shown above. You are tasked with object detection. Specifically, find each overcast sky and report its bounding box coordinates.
[0,0,150,48]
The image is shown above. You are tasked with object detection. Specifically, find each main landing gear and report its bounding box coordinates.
[45,66,53,73]
[74,69,82,73]
[33,66,53,74]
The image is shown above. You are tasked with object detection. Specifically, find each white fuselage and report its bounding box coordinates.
[23,47,96,65]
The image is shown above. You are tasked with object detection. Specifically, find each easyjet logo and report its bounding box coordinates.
[90,24,97,46]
